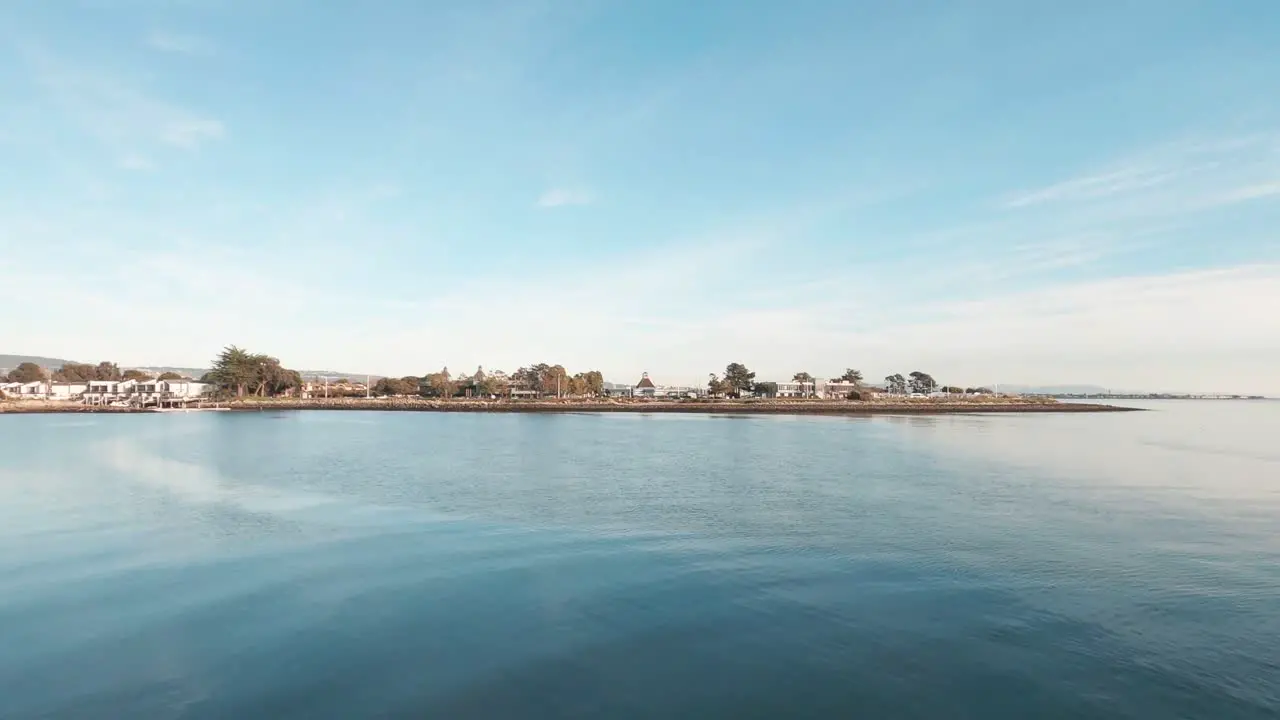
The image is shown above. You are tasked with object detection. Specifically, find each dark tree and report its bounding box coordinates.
[6,362,45,383]
[909,371,937,394]
[723,363,756,398]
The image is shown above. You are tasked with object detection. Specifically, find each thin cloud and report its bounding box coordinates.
[146,31,214,56]
[536,187,593,208]
[1000,134,1279,212]
[1003,167,1179,208]
[23,44,226,156]
[161,118,225,148]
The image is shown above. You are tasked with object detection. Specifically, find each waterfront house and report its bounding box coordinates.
[84,380,122,404]
[48,382,89,399]
[635,372,657,398]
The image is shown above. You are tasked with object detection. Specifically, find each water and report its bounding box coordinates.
[1,402,1278,719]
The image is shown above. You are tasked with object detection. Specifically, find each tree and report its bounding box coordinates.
[754,381,778,398]
[95,361,122,381]
[157,372,185,380]
[941,386,964,394]
[423,367,455,398]
[838,368,864,384]
[122,369,153,381]
[580,370,604,396]
[53,362,96,382]
[707,373,729,397]
[374,377,416,396]
[884,374,906,395]
[207,346,301,398]
[6,362,45,383]
[909,371,937,394]
[723,363,755,398]
[208,346,257,398]
[792,372,814,397]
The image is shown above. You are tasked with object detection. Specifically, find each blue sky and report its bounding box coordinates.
[3,0,1279,393]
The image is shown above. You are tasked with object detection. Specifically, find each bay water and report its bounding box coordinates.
[1,402,1277,718]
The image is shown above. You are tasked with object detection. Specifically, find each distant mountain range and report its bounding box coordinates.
[994,384,1111,395]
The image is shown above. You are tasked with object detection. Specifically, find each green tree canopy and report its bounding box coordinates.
[6,362,46,383]
[157,372,185,380]
[723,363,755,397]
[754,381,778,398]
[884,374,907,394]
[122,369,153,381]
[838,368,864,384]
[908,371,937,394]
[207,346,301,398]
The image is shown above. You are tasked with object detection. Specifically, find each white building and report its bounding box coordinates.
[49,382,89,399]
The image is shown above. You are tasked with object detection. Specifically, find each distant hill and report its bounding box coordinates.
[997,384,1112,395]
[0,354,76,370]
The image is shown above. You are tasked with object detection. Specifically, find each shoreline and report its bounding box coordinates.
[1,398,1140,416]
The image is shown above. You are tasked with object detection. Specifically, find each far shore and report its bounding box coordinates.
[1,397,1139,416]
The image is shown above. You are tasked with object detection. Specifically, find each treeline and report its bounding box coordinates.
[706,364,991,397]
[3,360,187,384]
[203,346,303,398]
[202,347,608,400]
[376,364,606,398]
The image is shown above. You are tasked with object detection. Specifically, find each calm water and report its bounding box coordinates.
[1,402,1278,719]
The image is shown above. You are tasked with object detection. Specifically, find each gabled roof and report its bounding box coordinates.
[636,372,656,389]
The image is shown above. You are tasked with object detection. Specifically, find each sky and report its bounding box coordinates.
[2,0,1279,394]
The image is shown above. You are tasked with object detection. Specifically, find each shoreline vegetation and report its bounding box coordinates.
[0,396,1138,415]
[1,346,1142,415]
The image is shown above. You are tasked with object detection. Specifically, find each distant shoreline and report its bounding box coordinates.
[1,398,1140,416]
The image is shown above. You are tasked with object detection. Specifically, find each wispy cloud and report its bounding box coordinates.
[536,187,593,208]
[118,153,155,171]
[161,118,225,148]
[1003,167,1180,208]
[1211,181,1280,205]
[1000,134,1280,213]
[146,30,214,56]
[21,44,226,162]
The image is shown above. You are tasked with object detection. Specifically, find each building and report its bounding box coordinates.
[49,382,89,399]
[635,372,657,398]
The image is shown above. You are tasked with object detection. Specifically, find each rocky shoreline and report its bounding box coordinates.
[1,397,1139,415]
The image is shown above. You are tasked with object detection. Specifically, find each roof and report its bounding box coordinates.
[635,373,656,389]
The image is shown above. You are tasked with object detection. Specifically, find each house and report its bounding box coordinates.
[48,382,89,399]
[161,380,210,399]
[84,380,122,404]
[18,381,46,397]
[635,372,657,397]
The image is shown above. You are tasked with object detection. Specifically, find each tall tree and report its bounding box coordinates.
[95,361,122,381]
[208,346,257,398]
[707,373,727,397]
[53,362,96,382]
[423,367,455,397]
[723,363,756,398]
[884,374,907,395]
[792,372,814,397]
[838,368,864,384]
[909,371,937,394]
[754,381,779,398]
[580,370,604,396]
[6,362,46,383]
